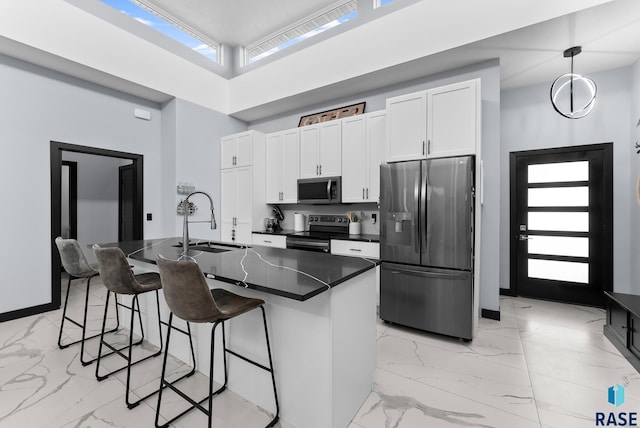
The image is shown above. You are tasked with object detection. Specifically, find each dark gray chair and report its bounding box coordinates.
[154,255,279,428]
[55,237,119,366]
[92,245,195,409]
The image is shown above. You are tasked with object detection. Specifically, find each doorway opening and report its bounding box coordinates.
[509,143,613,307]
[50,141,143,311]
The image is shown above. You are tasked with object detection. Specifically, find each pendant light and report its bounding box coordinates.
[550,46,597,119]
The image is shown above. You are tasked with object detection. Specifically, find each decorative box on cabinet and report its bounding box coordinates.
[266,128,299,203]
[342,111,385,203]
[604,291,640,372]
[299,121,342,178]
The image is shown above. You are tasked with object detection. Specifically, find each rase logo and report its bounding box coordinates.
[596,384,637,426]
[610,384,626,407]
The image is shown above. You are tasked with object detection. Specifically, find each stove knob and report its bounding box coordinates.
[338,218,343,223]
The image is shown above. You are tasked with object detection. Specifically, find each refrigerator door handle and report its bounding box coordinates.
[389,269,469,280]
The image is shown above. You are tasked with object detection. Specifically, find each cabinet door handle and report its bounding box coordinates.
[366,188,369,199]
[362,188,365,199]
[428,140,431,154]
[350,248,362,252]
[264,240,272,243]
[422,141,425,155]
[319,164,322,175]
[316,165,319,175]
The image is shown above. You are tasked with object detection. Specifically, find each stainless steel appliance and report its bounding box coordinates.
[379,156,474,340]
[286,214,349,252]
[297,176,342,204]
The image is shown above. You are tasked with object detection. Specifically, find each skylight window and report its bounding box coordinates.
[245,0,357,65]
[375,0,396,7]
[100,0,218,63]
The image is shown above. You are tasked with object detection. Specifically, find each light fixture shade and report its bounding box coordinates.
[550,47,597,119]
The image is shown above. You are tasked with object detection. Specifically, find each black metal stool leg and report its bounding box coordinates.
[57,275,74,349]
[260,306,280,428]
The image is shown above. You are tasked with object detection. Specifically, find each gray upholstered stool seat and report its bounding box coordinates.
[155,255,279,428]
[93,245,196,409]
[55,237,119,366]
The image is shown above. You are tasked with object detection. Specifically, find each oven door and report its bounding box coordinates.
[286,236,330,252]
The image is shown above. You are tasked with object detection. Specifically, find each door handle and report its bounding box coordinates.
[327,179,333,201]
[363,188,365,199]
[519,234,531,241]
[316,165,319,175]
[366,188,369,199]
[319,164,322,175]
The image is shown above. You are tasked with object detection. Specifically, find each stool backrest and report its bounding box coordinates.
[156,255,222,322]
[93,245,141,295]
[55,237,95,277]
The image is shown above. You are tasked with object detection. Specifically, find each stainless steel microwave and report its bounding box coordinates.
[297,176,342,204]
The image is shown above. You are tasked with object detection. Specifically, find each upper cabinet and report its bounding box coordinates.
[299,121,342,178]
[265,128,299,204]
[221,131,258,169]
[385,91,427,162]
[385,79,480,162]
[342,111,386,203]
[427,79,480,158]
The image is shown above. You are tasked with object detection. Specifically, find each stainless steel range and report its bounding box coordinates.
[286,214,349,253]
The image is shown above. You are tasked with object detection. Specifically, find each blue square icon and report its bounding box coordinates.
[608,384,625,407]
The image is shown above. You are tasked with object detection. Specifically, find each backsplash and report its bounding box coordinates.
[268,203,380,235]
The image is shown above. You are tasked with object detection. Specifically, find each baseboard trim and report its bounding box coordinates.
[0,302,57,323]
[481,308,501,321]
[500,288,516,297]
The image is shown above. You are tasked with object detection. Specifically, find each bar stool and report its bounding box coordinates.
[155,255,280,428]
[55,237,119,366]
[92,245,196,409]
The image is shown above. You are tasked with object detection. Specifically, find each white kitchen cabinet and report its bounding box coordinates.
[220,130,270,245]
[426,79,480,158]
[331,240,380,258]
[385,79,480,162]
[385,91,427,162]
[299,121,342,178]
[221,167,253,245]
[221,131,256,169]
[251,233,287,249]
[266,128,299,203]
[341,111,385,203]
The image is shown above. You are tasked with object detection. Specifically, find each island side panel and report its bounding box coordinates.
[330,268,377,428]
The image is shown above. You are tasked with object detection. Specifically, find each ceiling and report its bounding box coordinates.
[138,0,343,46]
[2,0,640,122]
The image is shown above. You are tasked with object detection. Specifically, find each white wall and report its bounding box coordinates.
[0,54,164,314]
[501,66,632,293]
[629,60,640,291]
[250,60,502,313]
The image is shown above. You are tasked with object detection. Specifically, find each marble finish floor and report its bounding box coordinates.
[1,276,637,427]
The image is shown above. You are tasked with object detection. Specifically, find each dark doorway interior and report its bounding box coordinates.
[61,161,77,240]
[48,141,144,315]
[119,163,139,241]
[509,143,613,307]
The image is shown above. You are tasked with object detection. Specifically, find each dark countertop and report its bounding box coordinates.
[110,237,379,302]
[252,229,380,243]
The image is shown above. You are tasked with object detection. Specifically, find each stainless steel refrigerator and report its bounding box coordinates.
[379,156,474,340]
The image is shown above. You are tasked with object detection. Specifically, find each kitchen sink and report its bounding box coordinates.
[188,245,230,253]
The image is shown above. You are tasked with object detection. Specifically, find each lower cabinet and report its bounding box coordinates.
[251,234,287,249]
[604,292,640,372]
[330,240,379,258]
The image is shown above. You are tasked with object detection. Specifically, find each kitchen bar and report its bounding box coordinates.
[107,237,379,428]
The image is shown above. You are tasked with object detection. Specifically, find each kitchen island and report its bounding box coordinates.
[107,237,378,428]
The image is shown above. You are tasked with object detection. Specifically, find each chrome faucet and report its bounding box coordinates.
[182,191,216,254]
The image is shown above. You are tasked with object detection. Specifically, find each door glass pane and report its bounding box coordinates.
[528,212,589,232]
[528,236,589,257]
[528,187,588,207]
[528,161,588,183]
[528,259,588,284]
